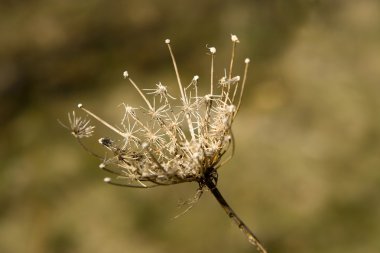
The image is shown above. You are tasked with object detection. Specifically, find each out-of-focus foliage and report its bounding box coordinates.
[1,0,379,253]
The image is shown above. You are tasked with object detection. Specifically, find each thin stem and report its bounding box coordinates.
[78,104,126,138]
[204,178,268,253]
[76,138,103,159]
[166,39,186,103]
[127,77,153,111]
[229,40,237,80]
[210,53,215,95]
[235,58,250,117]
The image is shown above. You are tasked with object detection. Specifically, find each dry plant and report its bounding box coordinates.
[61,35,267,253]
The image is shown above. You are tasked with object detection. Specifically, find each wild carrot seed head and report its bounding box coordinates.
[64,35,250,188]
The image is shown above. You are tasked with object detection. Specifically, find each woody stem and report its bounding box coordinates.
[204,177,268,253]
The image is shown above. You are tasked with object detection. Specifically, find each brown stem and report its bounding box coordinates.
[204,178,268,253]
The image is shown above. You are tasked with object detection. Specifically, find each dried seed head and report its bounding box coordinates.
[61,35,270,253]
[59,111,95,138]
[64,35,250,188]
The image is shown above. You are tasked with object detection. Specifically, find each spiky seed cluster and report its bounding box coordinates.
[59,110,95,138]
[66,34,250,188]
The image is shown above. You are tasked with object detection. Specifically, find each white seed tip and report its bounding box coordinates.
[104,177,111,183]
[235,76,241,81]
[123,71,129,78]
[141,142,148,149]
[231,34,240,42]
[228,105,236,113]
[193,75,199,81]
[209,47,216,54]
[245,58,250,64]
[99,163,105,169]
[165,39,170,44]
[77,103,83,108]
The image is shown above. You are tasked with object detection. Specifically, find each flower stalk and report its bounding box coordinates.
[202,167,267,253]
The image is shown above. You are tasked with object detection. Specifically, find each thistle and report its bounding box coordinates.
[62,35,267,253]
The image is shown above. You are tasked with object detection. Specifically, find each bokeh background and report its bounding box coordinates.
[1,0,380,252]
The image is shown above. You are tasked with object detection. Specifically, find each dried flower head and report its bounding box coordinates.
[62,34,267,253]
[59,111,95,138]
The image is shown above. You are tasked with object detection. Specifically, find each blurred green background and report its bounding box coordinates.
[1,0,380,252]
